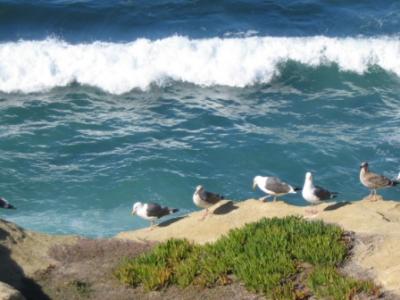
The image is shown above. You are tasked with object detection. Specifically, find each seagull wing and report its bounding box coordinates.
[314,186,337,201]
[204,191,224,204]
[146,203,170,218]
[265,177,291,194]
[365,172,393,188]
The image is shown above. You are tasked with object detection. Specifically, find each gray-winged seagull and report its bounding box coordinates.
[131,202,179,228]
[253,175,300,201]
[359,162,398,201]
[302,172,337,214]
[0,197,15,209]
[193,185,224,220]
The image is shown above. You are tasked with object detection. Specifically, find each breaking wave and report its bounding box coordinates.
[1,35,400,94]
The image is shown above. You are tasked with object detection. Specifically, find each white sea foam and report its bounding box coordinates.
[1,36,400,94]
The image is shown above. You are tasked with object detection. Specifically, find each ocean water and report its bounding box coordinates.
[1,0,400,237]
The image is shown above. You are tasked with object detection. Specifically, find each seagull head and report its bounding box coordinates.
[131,202,142,215]
[195,185,204,194]
[305,172,313,183]
[252,176,262,190]
[360,162,369,171]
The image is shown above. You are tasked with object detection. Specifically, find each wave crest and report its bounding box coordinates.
[1,36,399,94]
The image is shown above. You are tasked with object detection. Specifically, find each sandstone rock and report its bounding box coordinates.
[0,282,25,300]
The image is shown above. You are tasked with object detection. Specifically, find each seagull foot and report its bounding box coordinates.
[304,214,318,219]
[305,208,319,215]
[259,196,270,202]
[367,195,383,202]
[199,212,208,221]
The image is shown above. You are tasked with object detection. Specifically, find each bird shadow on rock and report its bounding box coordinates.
[158,216,187,227]
[323,201,352,211]
[213,201,239,215]
[0,227,51,300]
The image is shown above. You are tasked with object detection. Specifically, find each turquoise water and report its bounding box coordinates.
[1,1,400,236]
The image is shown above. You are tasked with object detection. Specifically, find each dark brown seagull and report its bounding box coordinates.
[359,162,398,201]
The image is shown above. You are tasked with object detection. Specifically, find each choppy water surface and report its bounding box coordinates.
[0,0,399,236]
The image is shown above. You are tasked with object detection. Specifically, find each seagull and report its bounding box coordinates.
[359,162,398,201]
[193,185,224,220]
[302,172,338,214]
[253,175,300,202]
[131,202,179,228]
[0,197,16,209]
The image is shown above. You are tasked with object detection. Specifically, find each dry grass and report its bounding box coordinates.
[36,238,154,299]
[49,237,151,263]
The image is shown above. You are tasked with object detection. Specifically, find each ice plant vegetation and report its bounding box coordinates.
[115,216,378,299]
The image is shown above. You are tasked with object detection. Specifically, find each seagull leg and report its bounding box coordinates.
[259,195,271,202]
[200,208,208,221]
[273,196,277,202]
[371,189,378,202]
[149,220,156,231]
[305,205,319,216]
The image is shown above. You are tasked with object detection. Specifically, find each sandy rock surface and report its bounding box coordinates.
[0,219,77,278]
[0,281,25,300]
[1,198,399,298]
[0,218,77,299]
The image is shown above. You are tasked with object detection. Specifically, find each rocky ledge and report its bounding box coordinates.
[1,198,400,299]
[117,198,400,297]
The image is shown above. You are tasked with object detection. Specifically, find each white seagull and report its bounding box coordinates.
[302,172,337,214]
[131,202,179,228]
[253,175,300,202]
[193,185,224,220]
[0,197,16,209]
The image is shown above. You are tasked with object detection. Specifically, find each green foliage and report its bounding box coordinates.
[308,266,379,300]
[115,216,378,298]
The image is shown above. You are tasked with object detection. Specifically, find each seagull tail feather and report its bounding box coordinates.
[293,187,301,192]
[169,208,179,214]
[330,192,339,199]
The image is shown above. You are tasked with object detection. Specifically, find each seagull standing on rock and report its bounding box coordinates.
[193,185,224,220]
[0,197,16,209]
[302,172,338,215]
[131,202,179,228]
[359,162,398,201]
[253,175,300,202]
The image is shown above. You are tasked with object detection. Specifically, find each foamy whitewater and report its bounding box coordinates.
[1,0,400,237]
[2,36,400,94]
